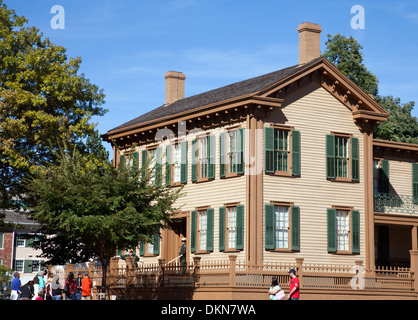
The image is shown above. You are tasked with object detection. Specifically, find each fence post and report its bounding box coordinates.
[158,259,165,287]
[125,256,135,287]
[193,257,201,286]
[109,258,120,289]
[295,258,304,287]
[409,250,418,293]
[87,262,97,300]
[229,255,237,287]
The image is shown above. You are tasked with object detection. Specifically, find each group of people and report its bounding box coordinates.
[10,270,93,301]
[268,268,300,300]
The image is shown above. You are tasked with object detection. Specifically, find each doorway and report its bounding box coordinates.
[162,216,187,265]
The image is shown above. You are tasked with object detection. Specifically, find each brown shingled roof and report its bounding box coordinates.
[105,58,323,135]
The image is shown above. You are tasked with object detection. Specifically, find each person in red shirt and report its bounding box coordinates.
[288,269,300,300]
[81,272,93,300]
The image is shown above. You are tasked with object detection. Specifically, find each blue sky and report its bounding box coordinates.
[4,0,418,156]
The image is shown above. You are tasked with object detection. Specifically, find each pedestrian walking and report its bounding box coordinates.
[287,269,300,300]
[51,276,63,300]
[10,272,21,300]
[75,272,83,300]
[19,281,34,300]
[81,272,93,300]
[64,272,77,300]
[268,277,284,300]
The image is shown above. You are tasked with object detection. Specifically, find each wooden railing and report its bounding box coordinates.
[47,256,418,299]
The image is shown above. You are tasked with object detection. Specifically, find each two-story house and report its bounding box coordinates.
[102,22,418,281]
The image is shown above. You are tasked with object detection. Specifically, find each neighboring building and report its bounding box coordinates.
[102,22,418,278]
[0,210,45,283]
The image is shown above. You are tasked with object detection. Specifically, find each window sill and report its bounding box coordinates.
[266,171,298,178]
[328,177,358,183]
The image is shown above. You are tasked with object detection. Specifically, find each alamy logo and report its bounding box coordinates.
[50,5,65,30]
[351,5,365,30]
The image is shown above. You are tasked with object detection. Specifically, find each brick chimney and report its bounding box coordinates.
[297,22,322,65]
[164,71,186,105]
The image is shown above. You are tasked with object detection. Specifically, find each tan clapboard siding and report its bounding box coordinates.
[129,123,248,263]
[385,157,414,197]
[263,82,365,265]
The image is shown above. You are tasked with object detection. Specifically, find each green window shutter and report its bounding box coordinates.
[291,130,301,176]
[191,139,198,182]
[351,137,359,182]
[26,235,34,248]
[381,159,390,193]
[237,128,245,175]
[180,141,188,184]
[141,150,147,181]
[116,249,122,256]
[24,260,32,273]
[413,163,418,204]
[0,233,3,248]
[236,205,244,250]
[265,204,274,250]
[219,132,226,178]
[327,208,337,253]
[119,154,125,170]
[191,210,197,252]
[326,135,336,179]
[153,233,160,255]
[206,208,214,252]
[290,206,300,251]
[132,152,139,173]
[208,135,215,180]
[155,147,162,187]
[219,207,225,251]
[139,241,145,256]
[351,210,360,254]
[165,145,172,186]
[265,127,275,173]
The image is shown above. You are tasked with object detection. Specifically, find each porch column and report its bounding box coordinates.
[229,255,237,287]
[412,226,418,251]
[410,250,418,292]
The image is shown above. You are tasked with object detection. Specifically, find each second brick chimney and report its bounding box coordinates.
[297,22,322,65]
[164,71,186,106]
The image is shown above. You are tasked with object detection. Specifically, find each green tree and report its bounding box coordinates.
[26,143,182,293]
[322,34,379,97]
[0,1,106,214]
[322,34,417,143]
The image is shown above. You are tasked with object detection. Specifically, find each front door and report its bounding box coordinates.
[162,216,187,265]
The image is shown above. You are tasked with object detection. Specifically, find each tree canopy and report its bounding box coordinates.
[322,34,417,144]
[26,142,182,287]
[0,1,106,213]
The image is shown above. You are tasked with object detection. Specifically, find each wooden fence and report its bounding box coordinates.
[47,255,418,299]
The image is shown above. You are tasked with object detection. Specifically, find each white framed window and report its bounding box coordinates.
[227,207,237,249]
[335,136,349,178]
[16,235,26,247]
[199,138,208,179]
[336,210,350,251]
[274,206,289,249]
[148,148,156,185]
[15,260,24,272]
[198,210,207,251]
[173,143,182,183]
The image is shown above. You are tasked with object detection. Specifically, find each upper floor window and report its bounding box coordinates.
[165,141,188,186]
[220,128,245,178]
[265,126,300,177]
[326,133,359,182]
[192,135,215,182]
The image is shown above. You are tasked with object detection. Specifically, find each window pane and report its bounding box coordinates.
[198,210,207,251]
[336,210,349,251]
[335,137,348,178]
[274,130,289,172]
[274,206,289,249]
[15,260,23,272]
[227,207,237,249]
[199,138,208,178]
[229,130,238,173]
[173,144,182,183]
[373,160,379,194]
[148,149,156,185]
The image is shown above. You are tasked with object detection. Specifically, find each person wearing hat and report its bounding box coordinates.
[121,249,140,267]
[287,269,300,300]
[179,238,187,273]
